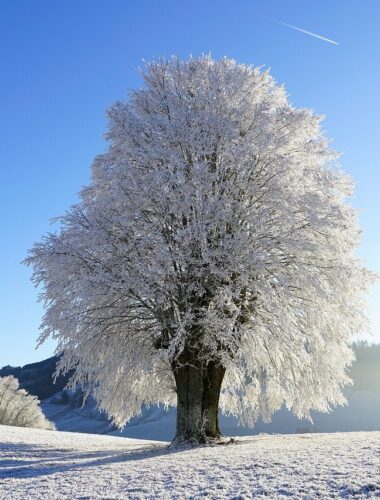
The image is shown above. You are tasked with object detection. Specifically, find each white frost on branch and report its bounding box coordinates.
[0,376,55,430]
[25,56,374,428]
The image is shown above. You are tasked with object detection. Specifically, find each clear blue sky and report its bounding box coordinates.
[1,0,379,367]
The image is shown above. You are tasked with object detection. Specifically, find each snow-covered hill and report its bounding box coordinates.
[1,425,379,499]
[40,387,380,442]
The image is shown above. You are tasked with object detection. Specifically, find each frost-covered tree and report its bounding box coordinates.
[0,376,55,430]
[25,57,373,444]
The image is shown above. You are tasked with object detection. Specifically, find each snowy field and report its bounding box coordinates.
[0,425,379,499]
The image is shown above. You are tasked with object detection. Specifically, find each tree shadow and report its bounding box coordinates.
[0,441,182,479]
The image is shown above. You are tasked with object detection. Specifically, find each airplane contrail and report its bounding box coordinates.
[275,20,339,45]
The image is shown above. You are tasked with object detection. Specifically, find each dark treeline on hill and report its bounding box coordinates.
[0,341,379,401]
[0,355,69,400]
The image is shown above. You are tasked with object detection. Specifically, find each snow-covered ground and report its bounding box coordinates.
[1,425,379,499]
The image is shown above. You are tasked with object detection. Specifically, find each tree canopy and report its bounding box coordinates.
[25,57,373,443]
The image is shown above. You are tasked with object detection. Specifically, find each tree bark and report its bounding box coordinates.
[172,351,226,445]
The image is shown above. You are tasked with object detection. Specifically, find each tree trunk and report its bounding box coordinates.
[172,352,226,445]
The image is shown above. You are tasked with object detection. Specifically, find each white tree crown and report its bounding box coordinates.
[25,56,374,427]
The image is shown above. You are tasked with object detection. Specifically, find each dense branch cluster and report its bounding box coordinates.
[0,376,55,430]
[25,57,373,429]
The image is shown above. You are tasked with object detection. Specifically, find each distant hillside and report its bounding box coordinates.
[0,355,69,400]
[1,342,379,441]
[349,342,380,393]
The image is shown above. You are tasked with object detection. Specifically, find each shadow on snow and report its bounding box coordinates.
[0,441,181,479]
